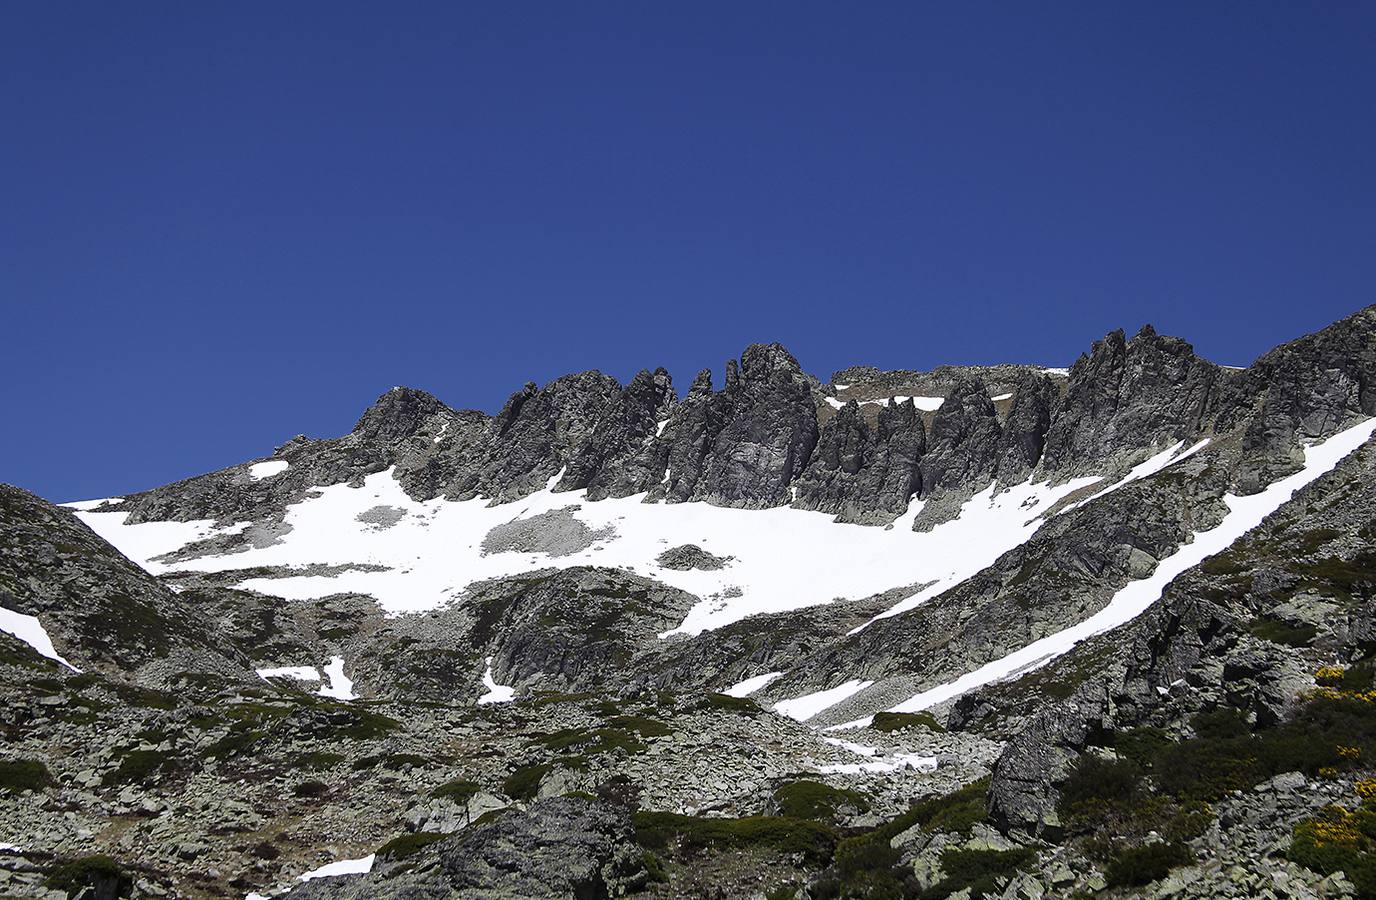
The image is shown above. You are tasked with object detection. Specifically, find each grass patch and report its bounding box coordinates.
[0,758,52,794]
[45,855,133,895]
[538,727,646,756]
[634,811,838,864]
[1248,617,1318,647]
[104,750,176,786]
[773,780,870,823]
[432,778,481,802]
[607,715,671,738]
[922,846,1037,899]
[503,763,552,801]
[1105,842,1194,888]
[293,751,346,771]
[378,831,450,860]
[871,711,945,733]
[692,692,759,714]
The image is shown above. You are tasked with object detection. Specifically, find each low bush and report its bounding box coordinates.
[692,692,759,714]
[922,846,1037,899]
[378,831,450,860]
[1105,842,1193,887]
[871,711,945,733]
[633,811,838,864]
[1057,754,1144,824]
[773,780,870,822]
[104,750,176,786]
[432,778,480,803]
[45,855,133,895]
[503,763,551,800]
[0,758,52,794]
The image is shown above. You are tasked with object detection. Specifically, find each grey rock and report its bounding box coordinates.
[793,397,926,524]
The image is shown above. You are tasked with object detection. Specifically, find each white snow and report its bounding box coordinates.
[67,511,252,576]
[818,737,938,775]
[62,497,122,511]
[317,656,356,700]
[774,679,873,721]
[1058,438,1211,515]
[256,665,321,682]
[73,462,1103,639]
[846,475,1099,634]
[832,383,850,390]
[478,656,515,704]
[0,843,19,852]
[298,853,375,881]
[990,393,1014,402]
[433,421,450,444]
[1040,367,1071,377]
[0,606,78,671]
[881,416,1376,715]
[824,396,945,412]
[248,460,290,480]
[723,671,784,697]
[655,418,670,437]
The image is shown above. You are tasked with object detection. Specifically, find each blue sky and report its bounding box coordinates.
[3,2,1374,501]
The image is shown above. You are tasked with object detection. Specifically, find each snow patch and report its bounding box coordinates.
[248,460,290,480]
[62,497,122,511]
[818,737,938,775]
[478,656,515,704]
[885,416,1376,714]
[0,606,78,671]
[990,392,1014,402]
[824,396,944,412]
[723,671,783,697]
[298,853,375,882]
[318,656,356,700]
[256,665,321,683]
[69,512,252,576]
[1059,438,1211,515]
[656,418,670,437]
[774,679,873,721]
[76,462,1102,639]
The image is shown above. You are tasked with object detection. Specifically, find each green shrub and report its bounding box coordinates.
[104,750,176,786]
[1112,726,1173,767]
[538,727,645,756]
[693,692,759,714]
[1248,618,1318,647]
[923,846,1037,899]
[503,763,552,800]
[633,811,838,864]
[292,780,329,797]
[871,711,945,733]
[432,778,480,802]
[294,751,346,771]
[907,778,990,835]
[641,850,669,883]
[607,715,671,738]
[773,780,870,822]
[44,855,133,894]
[0,758,52,794]
[378,831,449,860]
[1105,842,1193,887]
[1057,754,1143,824]
[207,729,263,760]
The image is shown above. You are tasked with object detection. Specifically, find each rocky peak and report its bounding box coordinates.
[353,386,449,444]
[1040,325,1221,476]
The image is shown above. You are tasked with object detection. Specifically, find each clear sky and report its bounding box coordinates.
[3,2,1374,502]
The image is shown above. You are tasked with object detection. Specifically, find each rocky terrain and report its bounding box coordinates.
[4,307,1376,898]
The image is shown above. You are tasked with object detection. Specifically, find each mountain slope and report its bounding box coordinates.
[4,306,1376,899]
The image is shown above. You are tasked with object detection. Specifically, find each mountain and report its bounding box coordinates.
[3,307,1376,899]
